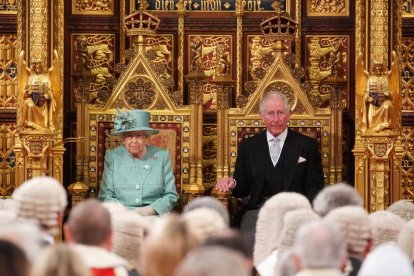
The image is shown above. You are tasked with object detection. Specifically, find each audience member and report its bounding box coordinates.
[175,246,250,276]
[0,239,30,276]
[294,220,347,276]
[254,192,311,266]
[257,208,319,276]
[141,213,200,276]
[203,228,253,272]
[398,219,414,263]
[358,243,414,276]
[0,221,43,263]
[369,210,405,248]
[274,249,298,276]
[12,176,67,243]
[387,199,414,222]
[183,196,230,226]
[324,206,372,276]
[64,199,134,276]
[31,244,90,276]
[312,182,363,217]
[112,211,152,272]
[181,207,227,242]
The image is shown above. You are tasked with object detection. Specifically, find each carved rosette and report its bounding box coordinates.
[123,77,156,109]
[265,81,296,110]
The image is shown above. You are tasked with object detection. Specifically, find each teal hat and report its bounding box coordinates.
[112,109,159,136]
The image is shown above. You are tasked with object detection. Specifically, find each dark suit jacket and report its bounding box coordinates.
[232,129,324,208]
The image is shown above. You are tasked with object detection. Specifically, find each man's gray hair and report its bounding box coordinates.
[294,220,347,269]
[313,182,363,217]
[259,91,291,114]
[174,246,249,276]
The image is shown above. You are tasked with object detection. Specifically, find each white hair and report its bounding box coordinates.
[254,192,311,266]
[358,243,414,276]
[313,182,363,217]
[397,219,414,261]
[278,209,320,258]
[0,221,44,262]
[369,210,405,248]
[387,200,414,222]
[324,206,371,255]
[182,207,227,242]
[111,211,152,270]
[183,196,230,226]
[259,91,291,114]
[12,176,67,236]
[294,220,347,269]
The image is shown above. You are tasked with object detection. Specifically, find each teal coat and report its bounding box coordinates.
[98,145,179,215]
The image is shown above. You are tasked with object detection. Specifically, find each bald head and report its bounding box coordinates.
[66,199,111,246]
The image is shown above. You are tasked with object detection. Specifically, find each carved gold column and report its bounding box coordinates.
[177,0,185,94]
[235,0,243,98]
[183,73,207,201]
[322,74,347,184]
[354,0,402,210]
[15,0,64,186]
[211,78,235,207]
[213,79,235,180]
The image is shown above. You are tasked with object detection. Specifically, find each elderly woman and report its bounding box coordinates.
[98,109,179,216]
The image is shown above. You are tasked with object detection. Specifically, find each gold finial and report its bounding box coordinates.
[139,0,149,11]
[271,0,281,12]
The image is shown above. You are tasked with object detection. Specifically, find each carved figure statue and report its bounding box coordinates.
[356,52,400,133]
[190,37,204,72]
[213,44,230,78]
[17,50,61,132]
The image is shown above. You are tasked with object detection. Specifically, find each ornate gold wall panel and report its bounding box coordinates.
[188,35,233,111]
[370,0,389,65]
[0,122,17,197]
[307,0,349,16]
[71,33,115,109]
[202,124,217,190]
[0,0,16,14]
[29,0,48,63]
[401,37,414,112]
[0,34,18,109]
[401,126,414,201]
[72,0,114,15]
[305,35,350,109]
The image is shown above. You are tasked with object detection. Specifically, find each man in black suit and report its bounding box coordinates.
[215,91,324,241]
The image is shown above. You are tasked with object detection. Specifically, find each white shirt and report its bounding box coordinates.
[266,128,288,166]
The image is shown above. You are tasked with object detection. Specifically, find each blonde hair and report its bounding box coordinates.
[141,213,200,276]
[31,244,90,276]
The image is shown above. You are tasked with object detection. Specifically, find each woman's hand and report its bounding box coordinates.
[135,205,156,216]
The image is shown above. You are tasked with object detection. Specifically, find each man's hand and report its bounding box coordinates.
[135,206,156,216]
[215,177,236,192]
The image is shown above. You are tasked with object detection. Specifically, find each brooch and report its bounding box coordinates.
[152,154,159,160]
